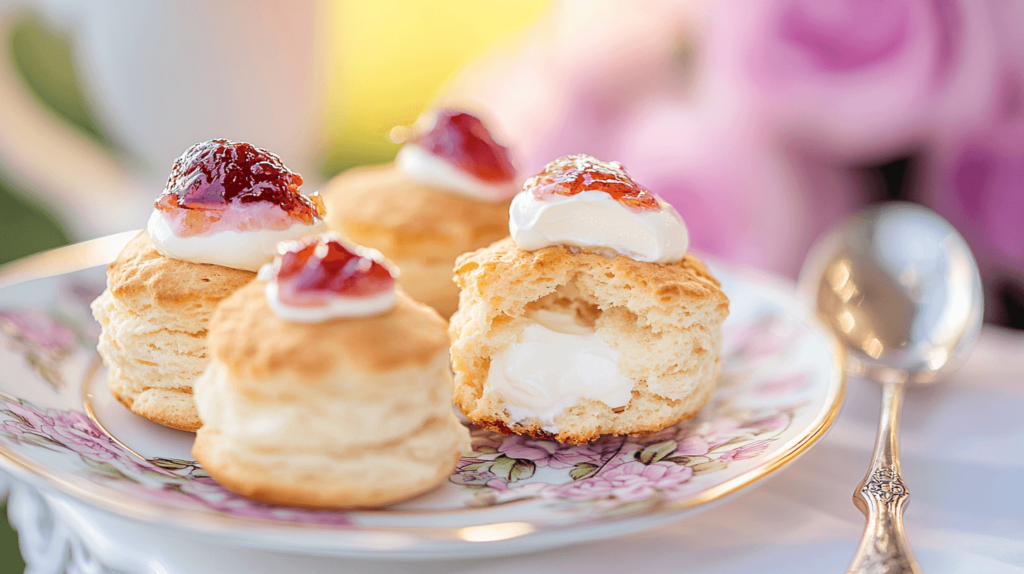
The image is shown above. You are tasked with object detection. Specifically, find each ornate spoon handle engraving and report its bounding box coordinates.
[846,382,922,574]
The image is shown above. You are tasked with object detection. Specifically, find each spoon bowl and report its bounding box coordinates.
[799,202,984,384]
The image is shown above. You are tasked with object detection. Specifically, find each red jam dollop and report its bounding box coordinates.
[271,234,397,307]
[413,110,516,183]
[155,139,325,236]
[524,154,662,213]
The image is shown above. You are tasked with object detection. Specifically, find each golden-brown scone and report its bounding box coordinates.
[193,282,470,508]
[90,232,254,431]
[450,238,730,445]
[323,163,510,316]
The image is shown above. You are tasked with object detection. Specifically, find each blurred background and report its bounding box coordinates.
[0,0,1022,569]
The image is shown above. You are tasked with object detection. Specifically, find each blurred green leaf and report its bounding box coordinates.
[489,456,516,481]
[9,15,109,145]
[690,460,729,475]
[508,459,535,482]
[569,462,598,481]
[0,502,26,573]
[148,458,194,471]
[638,440,677,465]
[0,178,69,265]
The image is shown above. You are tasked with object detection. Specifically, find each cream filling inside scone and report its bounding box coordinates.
[486,306,635,433]
[148,210,327,272]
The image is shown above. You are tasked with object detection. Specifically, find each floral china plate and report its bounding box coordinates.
[0,233,844,559]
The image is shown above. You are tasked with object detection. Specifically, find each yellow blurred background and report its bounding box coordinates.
[320,0,549,174]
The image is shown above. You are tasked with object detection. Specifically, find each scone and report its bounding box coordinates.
[324,109,517,317]
[450,154,730,445]
[91,139,326,431]
[92,233,253,430]
[193,233,469,508]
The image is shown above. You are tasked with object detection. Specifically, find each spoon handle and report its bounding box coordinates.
[846,381,922,574]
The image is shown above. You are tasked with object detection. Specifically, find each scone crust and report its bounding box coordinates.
[450,238,729,445]
[452,237,727,321]
[323,163,511,261]
[193,423,464,509]
[107,232,255,308]
[208,281,450,382]
[109,384,201,432]
[94,232,254,432]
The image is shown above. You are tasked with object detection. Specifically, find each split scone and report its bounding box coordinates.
[193,233,469,508]
[450,155,730,445]
[324,109,517,317]
[91,139,326,431]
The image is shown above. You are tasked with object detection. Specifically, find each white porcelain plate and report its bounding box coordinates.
[0,234,844,559]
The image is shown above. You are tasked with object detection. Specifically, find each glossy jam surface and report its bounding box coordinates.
[525,154,662,213]
[272,235,397,307]
[414,110,516,183]
[155,139,325,236]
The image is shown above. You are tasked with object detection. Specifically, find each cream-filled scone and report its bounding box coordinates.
[450,154,729,445]
[324,109,517,317]
[193,233,469,508]
[91,140,326,431]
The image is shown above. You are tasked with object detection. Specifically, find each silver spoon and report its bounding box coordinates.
[798,202,983,574]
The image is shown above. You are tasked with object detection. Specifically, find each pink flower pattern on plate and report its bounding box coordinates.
[546,462,695,503]
[0,310,78,389]
[0,291,819,522]
[0,396,350,525]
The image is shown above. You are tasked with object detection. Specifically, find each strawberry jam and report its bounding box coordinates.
[271,234,396,307]
[413,110,516,183]
[154,139,325,236]
[525,154,662,213]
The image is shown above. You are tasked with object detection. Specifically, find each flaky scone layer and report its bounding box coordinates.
[194,282,469,508]
[322,163,510,315]
[193,419,465,509]
[90,233,254,431]
[450,238,729,445]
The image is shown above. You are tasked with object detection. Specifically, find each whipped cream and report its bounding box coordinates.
[396,144,518,202]
[260,267,397,323]
[486,308,634,432]
[147,210,326,272]
[509,190,689,264]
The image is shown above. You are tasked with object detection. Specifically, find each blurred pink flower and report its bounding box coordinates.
[717,440,771,462]
[922,105,1024,323]
[3,400,131,465]
[0,310,76,355]
[755,372,811,397]
[498,434,622,469]
[498,435,558,463]
[546,461,693,503]
[443,0,1023,284]
[695,417,757,450]
[704,0,999,157]
[2,399,351,525]
[673,436,711,457]
[723,313,797,362]
[485,479,509,492]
